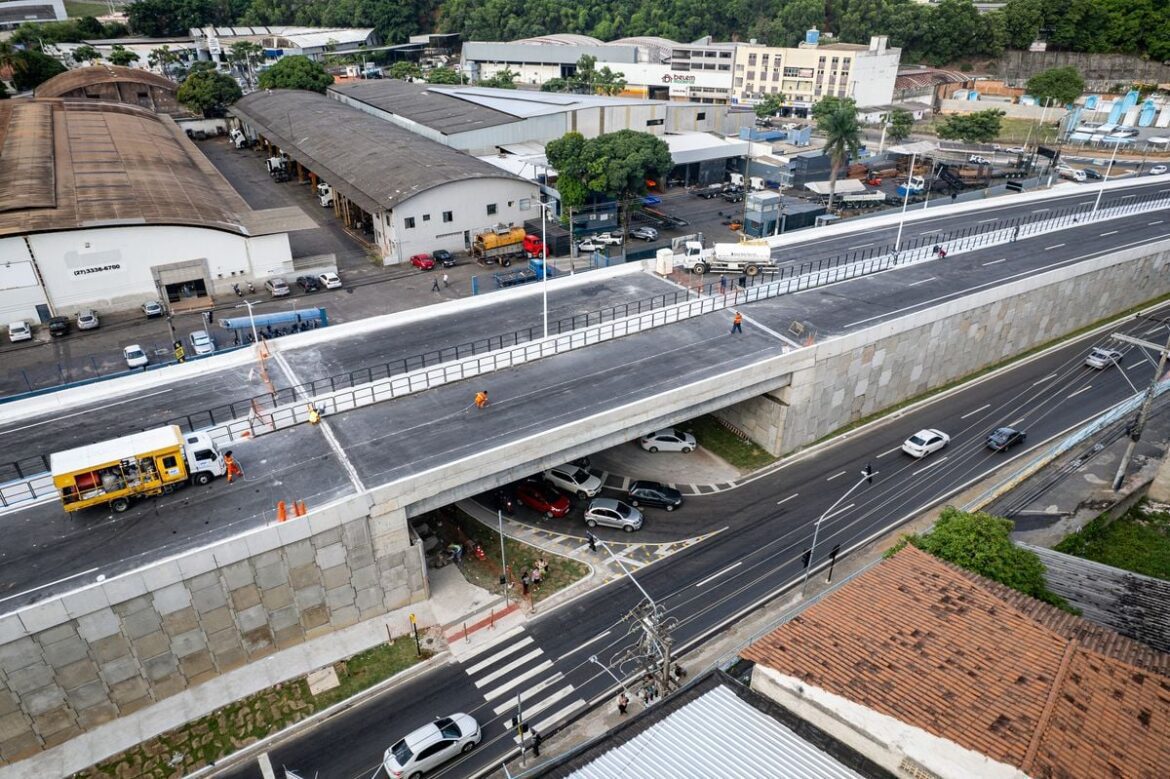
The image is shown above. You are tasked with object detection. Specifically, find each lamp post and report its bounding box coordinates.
[589,655,631,695]
[234,299,260,345]
[498,509,509,607]
[535,201,553,339]
[893,151,917,255]
[1091,140,1121,217]
[801,467,873,594]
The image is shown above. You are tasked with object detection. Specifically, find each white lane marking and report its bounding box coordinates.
[0,390,172,436]
[465,635,534,675]
[481,660,554,702]
[775,493,799,505]
[909,277,936,287]
[1032,208,1049,213]
[1009,417,1026,427]
[258,753,276,779]
[826,470,847,481]
[847,243,873,250]
[474,649,544,688]
[961,403,992,419]
[492,674,567,715]
[918,230,938,236]
[557,631,611,662]
[504,684,579,723]
[978,218,997,223]
[695,561,743,588]
[821,502,855,522]
[1033,373,1057,385]
[1045,243,1066,250]
[1127,361,1145,370]
[0,567,100,604]
[911,456,949,476]
[1145,326,1162,336]
[876,446,901,459]
[1100,230,1119,237]
[1067,385,1093,399]
[982,258,1007,266]
[1151,220,1165,225]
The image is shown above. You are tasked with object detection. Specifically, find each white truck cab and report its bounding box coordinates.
[182,431,226,483]
[679,241,774,275]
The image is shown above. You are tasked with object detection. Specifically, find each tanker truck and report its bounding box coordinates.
[471,225,547,267]
[677,240,775,275]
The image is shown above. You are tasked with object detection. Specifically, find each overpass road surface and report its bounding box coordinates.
[1,184,1168,610]
[214,305,1170,779]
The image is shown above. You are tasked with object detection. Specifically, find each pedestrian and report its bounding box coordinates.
[307,404,321,425]
[536,556,549,576]
[938,246,947,259]
[531,728,542,757]
[738,274,747,289]
[442,272,450,288]
[730,310,743,335]
[431,277,440,293]
[1011,225,1020,242]
[719,274,728,294]
[531,564,543,588]
[474,389,489,409]
[586,531,597,552]
[223,450,243,484]
[521,569,530,596]
[617,693,629,715]
[932,244,941,256]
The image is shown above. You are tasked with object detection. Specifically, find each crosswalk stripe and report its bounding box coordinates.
[531,698,588,735]
[464,635,534,675]
[473,649,543,688]
[482,661,554,701]
[491,673,565,715]
[517,684,578,723]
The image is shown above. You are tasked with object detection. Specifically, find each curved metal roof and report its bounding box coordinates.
[610,36,680,63]
[517,34,603,46]
[34,64,178,98]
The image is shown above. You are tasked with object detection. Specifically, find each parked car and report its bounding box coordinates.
[1150,164,1168,176]
[76,309,100,330]
[1085,347,1122,369]
[142,300,164,318]
[123,344,149,369]
[543,464,602,499]
[577,238,605,253]
[265,278,290,297]
[627,480,683,511]
[629,226,659,241]
[901,428,950,459]
[432,249,457,267]
[1005,146,1026,155]
[318,271,343,289]
[1082,168,1103,180]
[7,320,32,343]
[48,316,70,337]
[296,275,319,292]
[594,231,623,246]
[584,498,643,532]
[640,428,697,453]
[987,426,1027,451]
[382,713,481,779]
[410,253,436,271]
[188,330,215,356]
[968,154,992,165]
[516,481,571,518]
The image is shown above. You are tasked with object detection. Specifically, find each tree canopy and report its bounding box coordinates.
[936,108,1006,143]
[8,49,67,91]
[754,94,785,119]
[814,97,862,210]
[479,67,519,89]
[257,55,333,92]
[127,0,233,37]
[886,107,914,142]
[425,67,461,84]
[545,129,672,210]
[72,45,101,65]
[388,61,421,80]
[108,45,140,67]
[1026,66,1086,106]
[177,67,243,116]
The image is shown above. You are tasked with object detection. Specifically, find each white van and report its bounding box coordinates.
[7,321,32,343]
[1058,167,1087,182]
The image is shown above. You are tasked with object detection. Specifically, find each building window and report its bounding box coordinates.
[443,211,453,222]
[487,203,497,215]
[734,77,743,87]
[646,118,664,126]
[697,112,706,120]
[747,71,756,81]
[423,213,431,221]
[748,54,757,66]
[405,217,416,228]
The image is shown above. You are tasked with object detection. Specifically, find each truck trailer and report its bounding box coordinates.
[51,425,226,513]
[472,225,547,267]
[677,241,774,275]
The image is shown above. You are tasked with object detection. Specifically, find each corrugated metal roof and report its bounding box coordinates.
[330,80,517,134]
[35,64,178,98]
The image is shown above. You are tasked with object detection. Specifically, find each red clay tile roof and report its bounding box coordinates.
[742,545,1170,779]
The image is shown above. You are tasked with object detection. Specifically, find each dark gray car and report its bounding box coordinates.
[627,480,683,511]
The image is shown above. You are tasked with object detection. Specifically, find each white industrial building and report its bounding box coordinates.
[231,89,540,264]
[0,0,65,30]
[0,99,312,323]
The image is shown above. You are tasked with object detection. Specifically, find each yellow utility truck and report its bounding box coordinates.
[51,425,225,513]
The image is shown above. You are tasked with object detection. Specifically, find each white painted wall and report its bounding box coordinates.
[851,49,901,108]
[0,237,49,323]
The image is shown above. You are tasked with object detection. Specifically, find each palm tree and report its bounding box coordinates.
[815,97,861,212]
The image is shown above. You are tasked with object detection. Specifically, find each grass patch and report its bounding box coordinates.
[74,637,426,778]
[427,505,589,604]
[919,117,1059,146]
[685,414,775,472]
[65,0,111,17]
[1055,500,1170,580]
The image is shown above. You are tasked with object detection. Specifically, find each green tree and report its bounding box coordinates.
[999,0,1046,50]
[892,507,1073,610]
[388,61,421,80]
[228,40,264,87]
[108,45,140,67]
[257,55,333,93]
[425,67,461,84]
[936,108,1005,143]
[72,45,101,65]
[754,93,785,119]
[813,96,861,211]
[886,107,914,143]
[479,67,519,88]
[1026,66,1085,106]
[540,76,571,93]
[11,49,66,91]
[149,45,180,75]
[176,67,243,116]
[127,0,225,38]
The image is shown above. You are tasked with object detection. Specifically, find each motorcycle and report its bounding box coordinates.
[247,281,256,294]
[232,283,242,297]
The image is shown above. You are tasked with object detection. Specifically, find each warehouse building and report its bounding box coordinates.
[230,89,539,264]
[34,64,184,118]
[0,0,65,30]
[0,99,311,323]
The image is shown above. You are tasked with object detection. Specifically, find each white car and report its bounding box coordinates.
[1005,146,1026,154]
[7,320,32,343]
[584,498,643,532]
[594,231,623,246]
[76,309,100,330]
[123,344,149,369]
[318,271,342,289]
[265,277,290,297]
[968,154,992,165]
[577,238,605,252]
[640,428,697,453]
[383,713,480,779]
[901,428,950,458]
[142,300,164,318]
[543,464,603,499]
[1150,165,1168,176]
[188,330,215,356]
[1085,347,1122,369]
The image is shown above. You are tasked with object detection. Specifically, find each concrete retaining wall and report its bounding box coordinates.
[0,495,425,766]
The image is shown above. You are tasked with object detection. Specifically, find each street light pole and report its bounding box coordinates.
[498,509,509,607]
[893,151,917,254]
[595,537,657,611]
[235,300,260,345]
[1112,328,1170,490]
[801,468,873,594]
[536,201,551,339]
[1091,140,1121,217]
[589,655,631,695]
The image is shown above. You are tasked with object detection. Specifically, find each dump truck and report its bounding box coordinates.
[678,241,774,275]
[896,175,925,198]
[51,425,225,513]
[472,225,547,267]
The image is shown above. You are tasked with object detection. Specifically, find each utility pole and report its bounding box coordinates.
[1112,326,1170,490]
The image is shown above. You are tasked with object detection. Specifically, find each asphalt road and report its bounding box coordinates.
[1,183,1167,611]
[215,305,1169,779]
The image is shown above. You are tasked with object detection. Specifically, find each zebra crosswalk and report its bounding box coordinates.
[462,631,587,743]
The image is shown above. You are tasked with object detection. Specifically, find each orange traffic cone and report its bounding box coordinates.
[276,501,287,522]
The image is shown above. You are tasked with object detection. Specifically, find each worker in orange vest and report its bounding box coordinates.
[730,310,743,335]
[475,390,489,409]
[224,450,243,483]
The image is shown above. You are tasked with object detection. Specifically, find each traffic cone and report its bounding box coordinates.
[295,500,307,516]
[276,501,287,522]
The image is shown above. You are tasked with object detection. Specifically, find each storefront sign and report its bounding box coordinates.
[72,263,122,277]
[661,73,696,85]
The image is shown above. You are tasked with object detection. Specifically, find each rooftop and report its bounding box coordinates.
[743,545,1170,779]
[34,63,178,99]
[329,80,516,136]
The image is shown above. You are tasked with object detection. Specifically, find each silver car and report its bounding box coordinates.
[585,498,643,532]
[543,464,602,499]
[383,713,480,779]
[1085,347,1121,369]
[76,309,100,330]
[188,330,215,356]
[630,226,659,241]
[640,428,697,453]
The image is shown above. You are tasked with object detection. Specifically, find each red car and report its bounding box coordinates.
[516,481,571,518]
[410,253,435,270]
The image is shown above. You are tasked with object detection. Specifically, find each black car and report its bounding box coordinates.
[297,275,319,292]
[987,426,1027,451]
[627,480,684,511]
[48,316,70,337]
[1083,168,1103,180]
[432,249,457,268]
